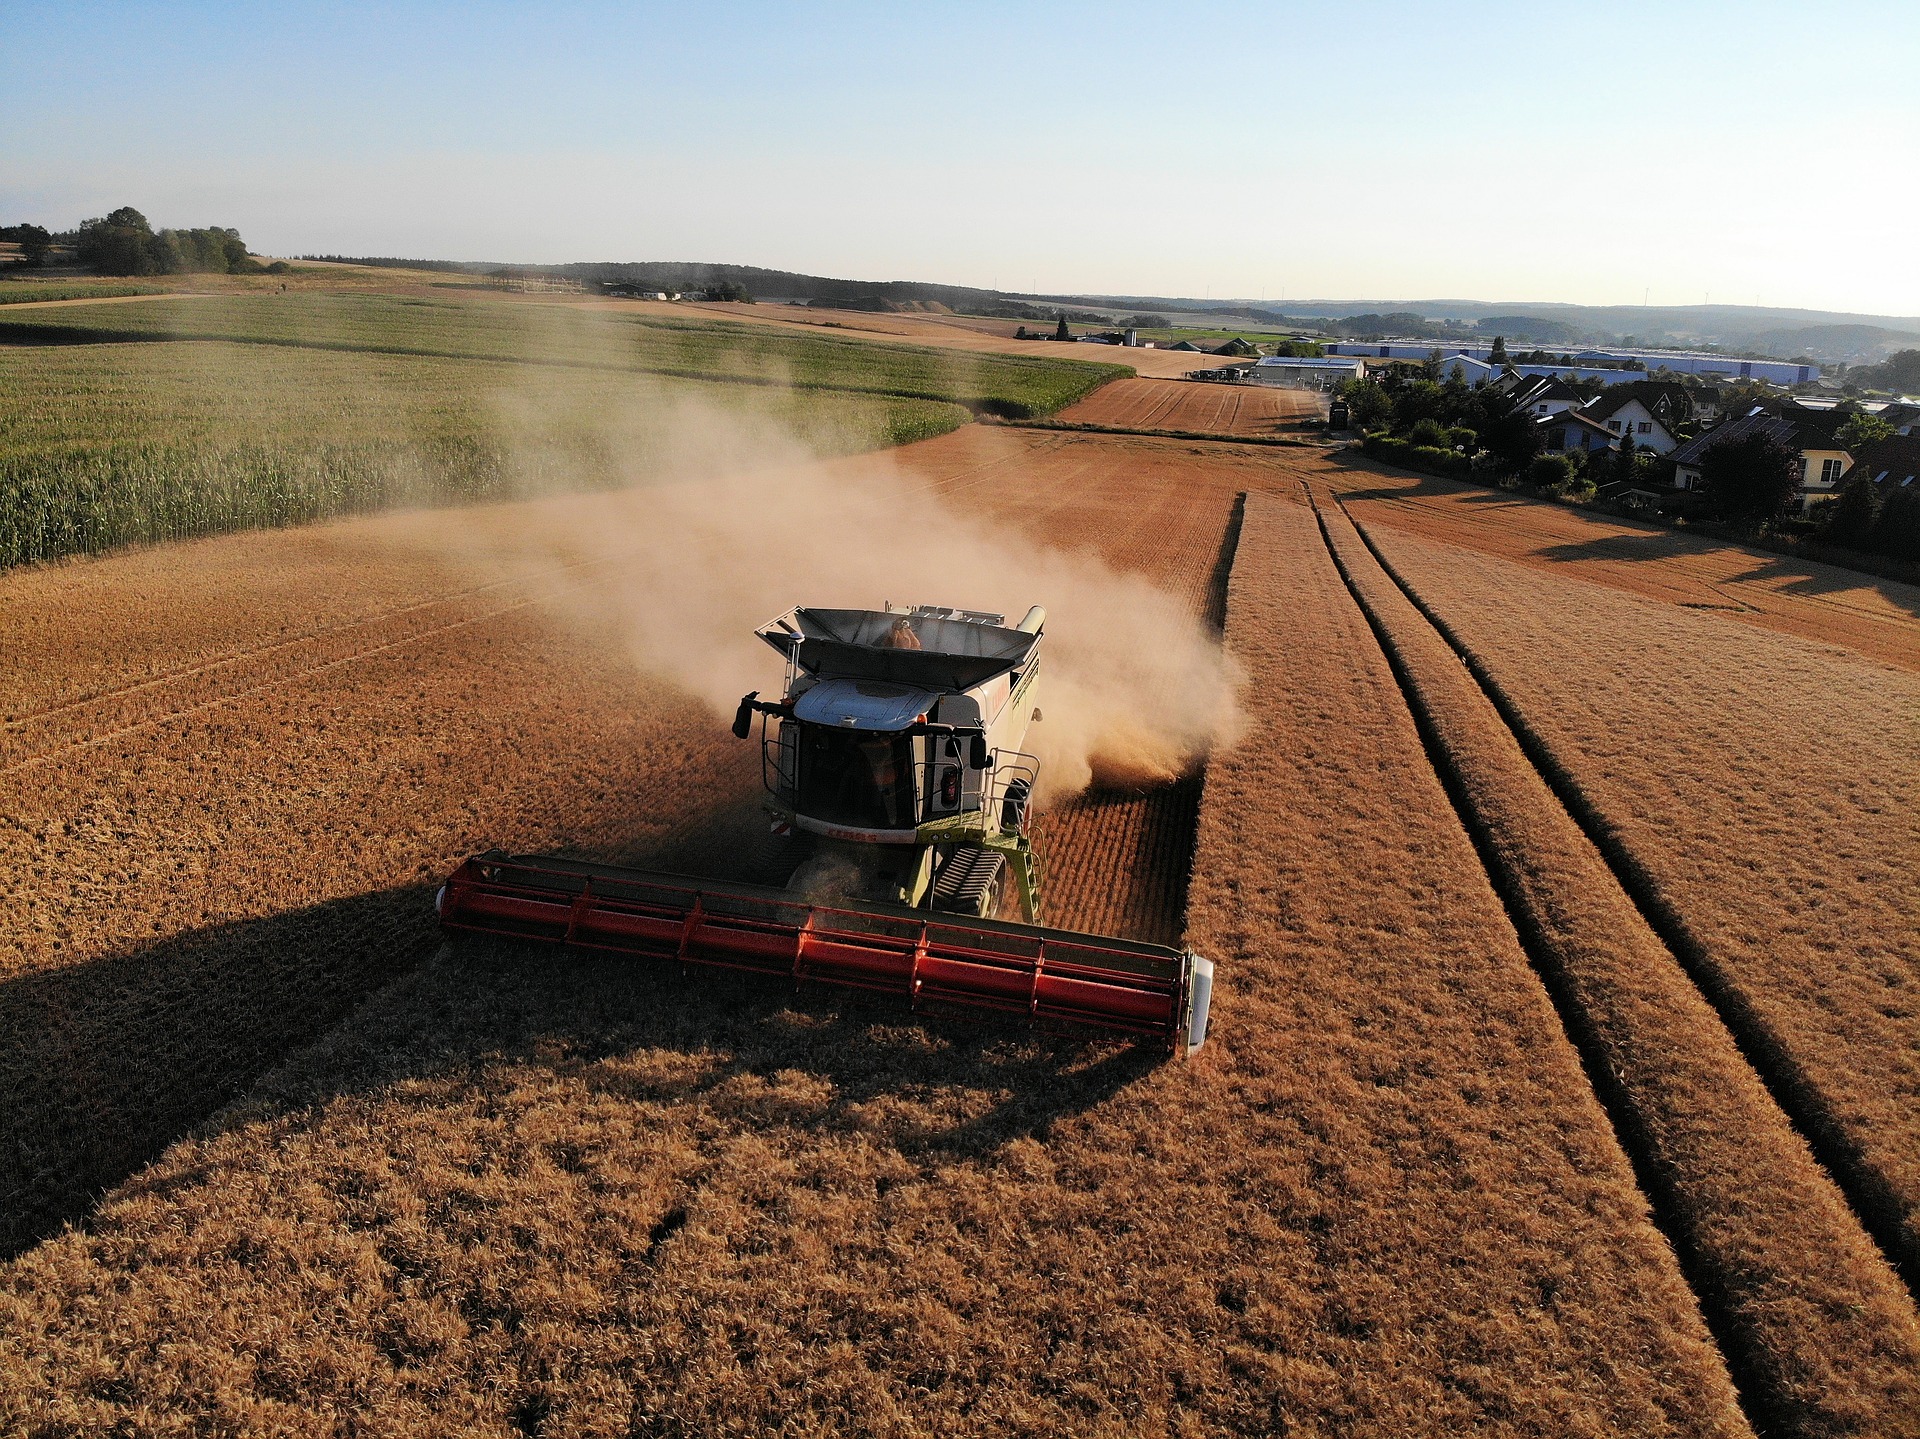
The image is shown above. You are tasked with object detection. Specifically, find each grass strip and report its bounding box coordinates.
[1311,488,1920,1439]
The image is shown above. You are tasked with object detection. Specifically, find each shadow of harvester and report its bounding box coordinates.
[0,873,1160,1259]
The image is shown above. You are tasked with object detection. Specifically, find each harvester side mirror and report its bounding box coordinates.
[969,732,990,769]
[732,692,758,740]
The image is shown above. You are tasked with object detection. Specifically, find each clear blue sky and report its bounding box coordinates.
[5,1,1916,315]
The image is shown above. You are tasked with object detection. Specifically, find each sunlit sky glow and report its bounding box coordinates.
[5,1,1917,317]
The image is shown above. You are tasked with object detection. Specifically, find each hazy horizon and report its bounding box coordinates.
[5,0,1916,316]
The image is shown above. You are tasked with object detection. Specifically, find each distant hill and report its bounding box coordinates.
[1743,323,1920,365]
[302,255,1920,366]
[1473,315,1582,345]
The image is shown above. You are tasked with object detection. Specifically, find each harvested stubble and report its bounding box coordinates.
[0,426,1233,1260]
[1350,514,1920,1284]
[0,512,769,1258]
[1312,459,1920,674]
[1053,378,1319,437]
[1313,491,1920,1438]
[0,483,1748,1436]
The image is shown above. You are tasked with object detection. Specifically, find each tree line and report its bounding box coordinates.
[2,207,284,276]
[1341,363,1919,565]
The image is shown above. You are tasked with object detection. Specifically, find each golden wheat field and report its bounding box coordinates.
[3,286,1918,1436]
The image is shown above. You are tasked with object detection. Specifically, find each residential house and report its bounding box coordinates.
[1877,401,1920,435]
[1668,409,1854,512]
[1509,374,1586,419]
[1537,409,1618,456]
[1581,380,1693,456]
[1435,354,1499,387]
[1840,434,1920,498]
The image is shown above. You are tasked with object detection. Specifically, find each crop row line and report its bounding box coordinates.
[0,566,620,778]
[1340,502,1920,1298]
[1304,484,1920,1438]
[4,553,622,733]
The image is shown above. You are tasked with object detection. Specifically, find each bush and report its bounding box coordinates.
[1529,454,1574,491]
[1360,432,1471,478]
[1870,487,1920,563]
[1408,418,1448,448]
[1821,477,1881,550]
[1444,425,1477,454]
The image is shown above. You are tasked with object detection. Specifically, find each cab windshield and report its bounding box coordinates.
[795,726,916,829]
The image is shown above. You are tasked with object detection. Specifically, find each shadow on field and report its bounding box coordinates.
[3,822,1161,1260]
[1314,454,1519,508]
[1725,551,1920,615]
[0,882,441,1260]
[235,940,1164,1165]
[1540,531,1920,614]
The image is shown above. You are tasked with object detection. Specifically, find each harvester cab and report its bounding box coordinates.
[437,600,1214,1057]
[733,602,1045,922]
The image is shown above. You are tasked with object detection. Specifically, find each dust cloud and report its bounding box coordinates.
[415,358,1244,806]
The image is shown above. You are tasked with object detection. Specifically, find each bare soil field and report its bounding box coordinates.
[1053,377,1322,436]
[1312,491,1920,1435]
[0,478,1753,1437]
[1349,514,1920,1285]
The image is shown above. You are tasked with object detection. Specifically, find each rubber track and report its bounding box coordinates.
[1342,503,1920,1301]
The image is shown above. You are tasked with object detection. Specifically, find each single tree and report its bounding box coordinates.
[1699,429,1802,528]
[1614,426,1638,485]
[0,223,51,265]
[1836,412,1895,453]
[1488,334,1508,365]
[1338,377,1392,432]
[1391,379,1447,432]
[1054,314,1070,342]
[1821,476,1881,549]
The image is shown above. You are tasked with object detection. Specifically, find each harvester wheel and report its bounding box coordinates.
[932,846,1005,918]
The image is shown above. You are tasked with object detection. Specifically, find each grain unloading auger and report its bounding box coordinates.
[438,603,1213,1056]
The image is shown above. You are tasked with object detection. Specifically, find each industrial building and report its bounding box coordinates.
[1245,355,1366,390]
[1324,340,1817,386]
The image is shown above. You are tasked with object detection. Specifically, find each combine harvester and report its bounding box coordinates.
[438,603,1213,1057]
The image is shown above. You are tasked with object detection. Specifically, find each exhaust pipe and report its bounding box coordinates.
[1016,605,1046,634]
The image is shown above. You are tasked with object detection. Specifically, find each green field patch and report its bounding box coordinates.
[0,341,969,569]
[0,293,1124,419]
[0,282,168,305]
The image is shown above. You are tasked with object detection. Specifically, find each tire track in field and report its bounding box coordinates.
[1305,484,1920,1438]
[0,562,630,777]
[2,553,623,737]
[1342,502,1920,1300]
